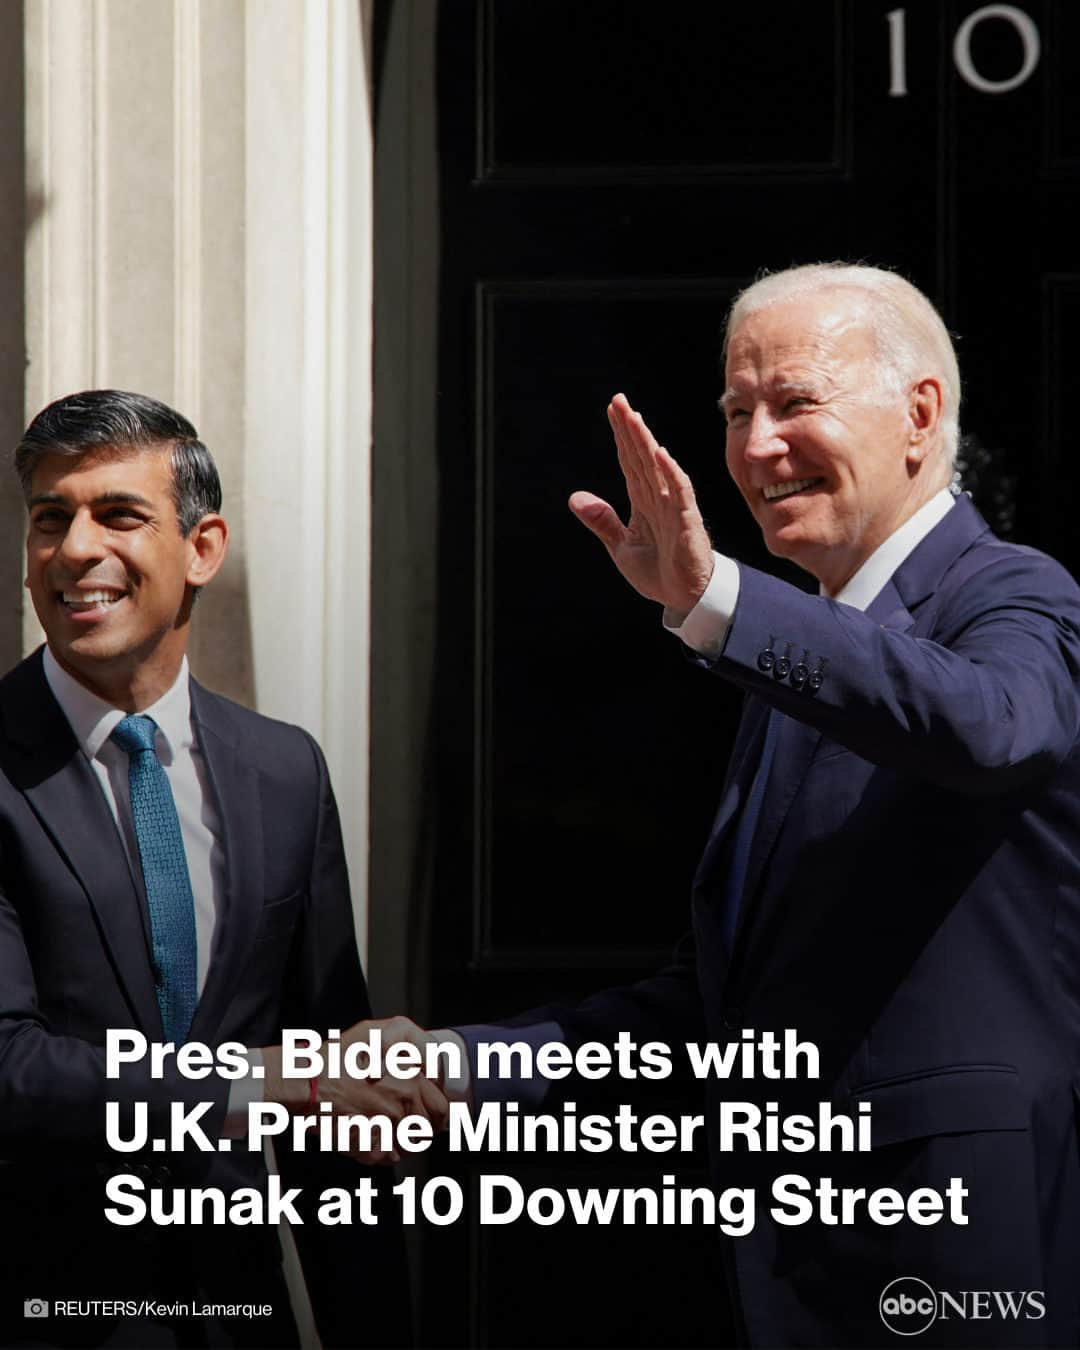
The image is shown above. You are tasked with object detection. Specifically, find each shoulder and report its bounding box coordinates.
[0,649,66,750]
[0,648,49,702]
[190,683,329,781]
[881,496,1080,637]
[948,521,1074,584]
[932,527,1080,625]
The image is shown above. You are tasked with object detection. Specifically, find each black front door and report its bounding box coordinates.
[373,4,1079,1344]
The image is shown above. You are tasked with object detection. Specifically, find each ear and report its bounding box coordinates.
[905,377,944,468]
[185,513,228,589]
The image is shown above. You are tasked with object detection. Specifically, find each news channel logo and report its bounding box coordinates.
[23,1299,48,1319]
[879,1277,1046,1335]
[880,1278,938,1336]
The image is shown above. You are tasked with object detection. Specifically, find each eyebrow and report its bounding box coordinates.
[718,378,825,412]
[28,490,156,510]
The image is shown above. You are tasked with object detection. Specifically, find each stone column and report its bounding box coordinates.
[22,0,374,957]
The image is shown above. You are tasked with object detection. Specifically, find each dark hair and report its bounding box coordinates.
[15,389,223,534]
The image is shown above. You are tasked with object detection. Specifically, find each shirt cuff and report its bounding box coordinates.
[223,1048,264,1137]
[662,552,740,656]
[448,1022,562,1109]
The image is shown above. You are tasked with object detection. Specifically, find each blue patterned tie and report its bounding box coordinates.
[721,708,782,953]
[111,715,198,1043]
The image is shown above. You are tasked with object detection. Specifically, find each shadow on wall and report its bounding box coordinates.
[10,13,255,708]
[0,2,26,675]
[189,548,256,711]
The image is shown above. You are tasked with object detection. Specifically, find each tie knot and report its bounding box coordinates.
[111,714,159,757]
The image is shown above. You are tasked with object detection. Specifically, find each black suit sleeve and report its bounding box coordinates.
[274,732,412,1348]
[0,885,229,1158]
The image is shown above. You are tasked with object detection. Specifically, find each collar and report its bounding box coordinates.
[42,647,193,763]
[828,488,956,612]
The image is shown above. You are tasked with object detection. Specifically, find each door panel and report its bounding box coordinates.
[373,2,1078,1344]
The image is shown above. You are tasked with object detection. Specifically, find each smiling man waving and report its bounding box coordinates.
[561,264,1080,1346]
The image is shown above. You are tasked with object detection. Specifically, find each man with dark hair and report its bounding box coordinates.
[0,390,429,1347]
[14,388,223,533]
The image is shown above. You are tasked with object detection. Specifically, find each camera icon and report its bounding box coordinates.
[23,1299,48,1318]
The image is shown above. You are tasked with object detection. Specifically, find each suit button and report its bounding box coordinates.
[808,670,825,693]
[757,650,775,673]
[790,662,808,690]
[774,657,791,680]
[722,1007,742,1031]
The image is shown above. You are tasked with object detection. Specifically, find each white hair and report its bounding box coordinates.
[723,262,961,468]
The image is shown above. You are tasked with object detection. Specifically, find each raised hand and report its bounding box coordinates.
[568,393,714,615]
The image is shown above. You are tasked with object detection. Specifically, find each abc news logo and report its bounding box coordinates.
[880,1277,1045,1336]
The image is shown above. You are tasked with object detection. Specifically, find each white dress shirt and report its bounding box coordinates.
[43,648,226,994]
[42,647,259,1122]
[668,488,957,650]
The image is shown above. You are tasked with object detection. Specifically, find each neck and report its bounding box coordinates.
[49,646,186,712]
[816,481,951,597]
[815,459,951,595]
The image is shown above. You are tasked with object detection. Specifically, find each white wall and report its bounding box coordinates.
[22,0,375,959]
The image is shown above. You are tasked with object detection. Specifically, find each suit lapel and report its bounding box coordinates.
[864,577,916,632]
[889,492,989,613]
[738,710,821,930]
[730,590,916,958]
[187,682,264,1042]
[1,652,162,1033]
[696,696,769,876]
[727,498,991,964]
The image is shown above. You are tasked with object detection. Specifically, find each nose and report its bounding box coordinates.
[56,507,108,567]
[741,408,788,462]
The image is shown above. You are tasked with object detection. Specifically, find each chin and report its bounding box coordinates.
[60,634,128,665]
[763,525,809,560]
[763,532,827,582]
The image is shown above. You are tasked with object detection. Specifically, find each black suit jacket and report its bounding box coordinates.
[465,499,1080,1347]
[0,650,406,1347]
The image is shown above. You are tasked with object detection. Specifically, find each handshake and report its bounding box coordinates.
[262,1016,463,1165]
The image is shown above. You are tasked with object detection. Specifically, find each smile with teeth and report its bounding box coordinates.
[762,477,824,502]
[61,588,125,612]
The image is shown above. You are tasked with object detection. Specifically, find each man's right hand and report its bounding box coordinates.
[568,393,715,616]
[316,1017,450,1164]
[262,1016,450,1164]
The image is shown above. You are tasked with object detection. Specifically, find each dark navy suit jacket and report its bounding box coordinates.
[465,496,1080,1347]
[0,652,407,1347]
